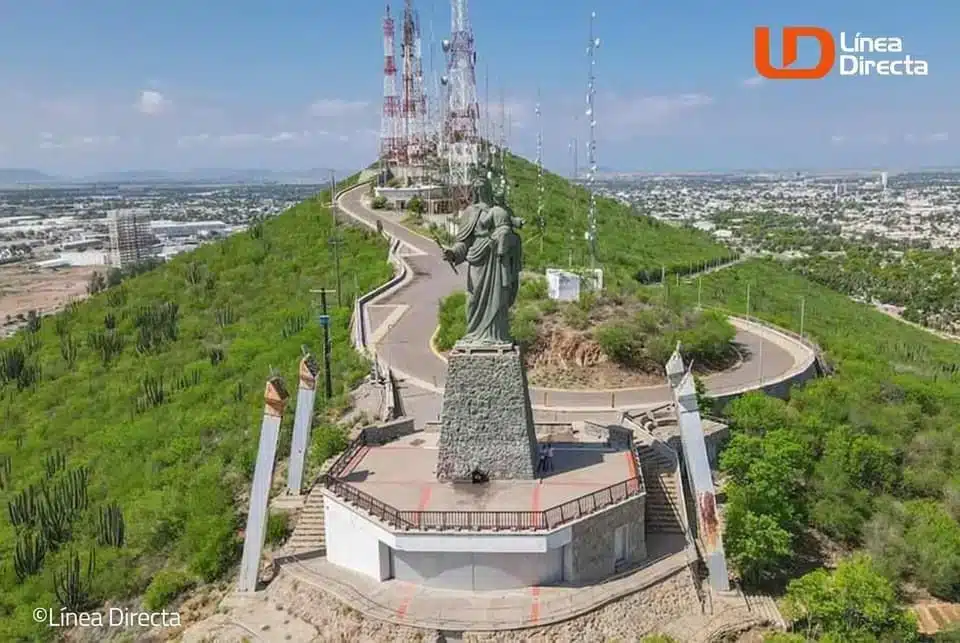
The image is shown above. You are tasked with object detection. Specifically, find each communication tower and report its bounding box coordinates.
[535,91,546,250]
[584,11,600,267]
[401,0,429,171]
[441,0,480,208]
[380,6,403,170]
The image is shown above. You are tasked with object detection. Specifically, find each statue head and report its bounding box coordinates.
[473,174,495,206]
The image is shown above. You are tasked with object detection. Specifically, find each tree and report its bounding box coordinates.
[407,195,425,215]
[724,499,793,585]
[783,554,920,642]
[726,391,797,436]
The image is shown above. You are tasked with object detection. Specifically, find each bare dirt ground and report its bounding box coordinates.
[522,299,738,390]
[0,264,94,334]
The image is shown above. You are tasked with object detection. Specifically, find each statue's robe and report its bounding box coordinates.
[448,202,513,344]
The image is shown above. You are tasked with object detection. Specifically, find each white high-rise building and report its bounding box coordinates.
[881,171,889,192]
[108,209,158,269]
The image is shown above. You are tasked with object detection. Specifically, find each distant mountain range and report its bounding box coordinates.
[0,168,353,187]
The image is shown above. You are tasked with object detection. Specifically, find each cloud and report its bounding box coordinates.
[830,135,845,145]
[137,90,169,115]
[308,99,369,118]
[603,93,714,135]
[480,99,535,133]
[742,76,765,88]
[38,134,120,150]
[177,130,324,147]
[905,132,948,144]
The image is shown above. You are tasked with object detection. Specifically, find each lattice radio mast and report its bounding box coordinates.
[441,0,480,209]
[380,5,402,173]
[585,11,600,268]
[535,90,546,252]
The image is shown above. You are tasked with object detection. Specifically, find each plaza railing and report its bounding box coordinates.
[318,428,645,532]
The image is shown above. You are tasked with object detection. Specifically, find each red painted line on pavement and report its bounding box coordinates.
[416,485,432,512]
[395,582,417,619]
[529,586,541,623]
[625,451,639,478]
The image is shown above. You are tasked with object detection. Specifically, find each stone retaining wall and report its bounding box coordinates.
[363,417,417,445]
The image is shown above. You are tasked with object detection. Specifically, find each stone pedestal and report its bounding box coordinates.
[436,343,538,481]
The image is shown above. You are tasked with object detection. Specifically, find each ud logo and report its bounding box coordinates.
[754,26,836,80]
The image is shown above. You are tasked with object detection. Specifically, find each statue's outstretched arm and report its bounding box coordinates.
[443,239,469,266]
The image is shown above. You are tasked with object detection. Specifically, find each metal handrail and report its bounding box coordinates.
[319,427,645,532]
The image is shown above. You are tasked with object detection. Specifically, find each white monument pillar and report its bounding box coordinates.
[237,376,289,593]
[672,370,730,592]
[286,351,319,496]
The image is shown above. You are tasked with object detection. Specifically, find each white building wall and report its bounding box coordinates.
[323,492,573,589]
[392,549,563,590]
[323,497,389,581]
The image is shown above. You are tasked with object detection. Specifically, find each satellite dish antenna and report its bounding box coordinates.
[441,39,451,52]
[440,75,448,85]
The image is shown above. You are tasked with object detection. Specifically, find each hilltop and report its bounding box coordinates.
[434,153,743,387]
[1,155,958,641]
[0,173,391,640]
[503,153,739,286]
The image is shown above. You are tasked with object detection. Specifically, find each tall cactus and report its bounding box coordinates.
[37,485,72,549]
[54,549,96,612]
[45,451,66,479]
[215,305,235,327]
[60,334,80,366]
[8,485,39,529]
[59,467,89,516]
[97,503,125,548]
[0,454,10,491]
[14,532,46,582]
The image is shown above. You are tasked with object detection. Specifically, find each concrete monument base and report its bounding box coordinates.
[436,342,539,481]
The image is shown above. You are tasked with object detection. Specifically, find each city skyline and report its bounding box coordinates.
[0,0,957,174]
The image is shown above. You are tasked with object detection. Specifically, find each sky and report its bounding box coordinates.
[0,0,957,175]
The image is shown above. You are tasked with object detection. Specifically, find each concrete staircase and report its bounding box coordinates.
[635,441,686,534]
[743,593,788,631]
[285,486,326,554]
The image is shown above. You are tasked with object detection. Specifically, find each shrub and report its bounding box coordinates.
[407,196,425,215]
[371,195,388,210]
[266,512,292,547]
[143,569,195,611]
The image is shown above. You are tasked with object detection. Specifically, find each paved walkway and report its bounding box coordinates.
[337,184,816,414]
[279,539,697,631]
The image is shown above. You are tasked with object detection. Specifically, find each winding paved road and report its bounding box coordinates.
[338,184,815,415]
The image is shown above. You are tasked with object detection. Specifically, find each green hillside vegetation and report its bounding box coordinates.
[792,246,960,333]
[661,258,960,636]
[503,154,740,286]
[0,175,392,640]
[436,276,737,380]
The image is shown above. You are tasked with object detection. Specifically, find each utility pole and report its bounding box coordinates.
[329,170,343,307]
[310,288,336,400]
[746,283,751,320]
[799,296,806,338]
[758,323,764,386]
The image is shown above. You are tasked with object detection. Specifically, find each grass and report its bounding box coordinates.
[0,173,391,640]
[663,257,960,377]
[504,153,738,286]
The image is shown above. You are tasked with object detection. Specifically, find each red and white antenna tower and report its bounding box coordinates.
[441,0,480,208]
[401,0,428,171]
[380,5,403,169]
